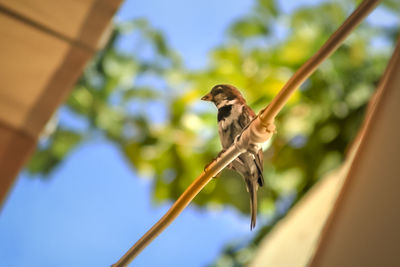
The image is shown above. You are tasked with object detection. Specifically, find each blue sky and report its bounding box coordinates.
[0,1,398,267]
[1,141,251,267]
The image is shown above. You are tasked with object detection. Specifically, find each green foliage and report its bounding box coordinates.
[27,129,81,175]
[27,0,398,264]
[229,18,270,39]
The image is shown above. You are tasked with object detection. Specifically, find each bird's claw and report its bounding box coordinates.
[204,149,227,178]
[217,149,226,157]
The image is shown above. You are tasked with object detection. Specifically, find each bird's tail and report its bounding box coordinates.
[249,183,257,231]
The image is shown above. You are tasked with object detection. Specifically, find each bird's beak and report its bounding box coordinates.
[201,93,212,101]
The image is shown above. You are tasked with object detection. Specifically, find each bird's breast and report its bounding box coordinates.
[218,104,244,148]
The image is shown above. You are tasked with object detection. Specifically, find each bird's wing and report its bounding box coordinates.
[239,105,264,187]
[255,149,264,187]
[238,105,255,129]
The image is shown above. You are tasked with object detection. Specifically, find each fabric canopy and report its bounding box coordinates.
[251,39,400,267]
[0,0,122,206]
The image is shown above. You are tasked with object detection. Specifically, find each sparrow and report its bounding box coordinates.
[202,84,264,230]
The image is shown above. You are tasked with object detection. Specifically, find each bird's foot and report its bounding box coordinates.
[204,149,227,178]
[217,149,227,158]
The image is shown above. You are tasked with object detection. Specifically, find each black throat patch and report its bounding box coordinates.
[218,105,232,122]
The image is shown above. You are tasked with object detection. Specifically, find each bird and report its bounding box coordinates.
[201,84,264,230]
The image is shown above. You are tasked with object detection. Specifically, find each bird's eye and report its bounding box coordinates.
[214,89,223,95]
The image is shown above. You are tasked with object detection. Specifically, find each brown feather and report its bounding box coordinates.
[204,84,264,230]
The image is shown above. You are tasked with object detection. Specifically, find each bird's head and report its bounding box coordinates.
[201,84,246,107]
